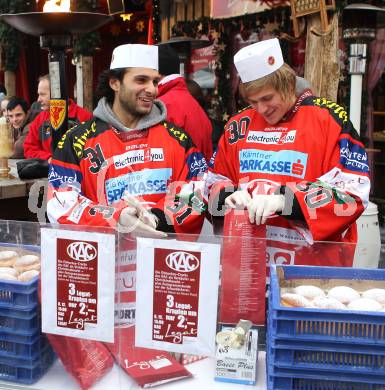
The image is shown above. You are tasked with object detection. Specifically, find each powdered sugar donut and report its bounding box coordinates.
[312,296,346,310]
[0,267,18,277]
[347,298,382,312]
[362,289,385,305]
[14,255,40,273]
[18,270,39,282]
[0,251,19,267]
[294,285,325,300]
[281,293,312,308]
[327,286,360,304]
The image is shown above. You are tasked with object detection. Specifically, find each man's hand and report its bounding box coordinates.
[224,190,252,209]
[118,206,166,238]
[247,194,285,225]
[122,192,158,230]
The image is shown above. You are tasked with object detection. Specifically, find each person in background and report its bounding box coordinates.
[23,74,92,161]
[6,97,36,159]
[46,44,207,236]
[207,38,370,266]
[157,44,213,162]
[0,96,10,119]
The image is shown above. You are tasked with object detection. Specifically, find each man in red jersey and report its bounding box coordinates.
[47,44,207,235]
[157,44,213,161]
[24,74,92,162]
[207,38,370,267]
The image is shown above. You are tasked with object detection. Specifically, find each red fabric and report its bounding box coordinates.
[105,325,192,387]
[24,100,92,159]
[157,77,213,161]
[16,48,30,104]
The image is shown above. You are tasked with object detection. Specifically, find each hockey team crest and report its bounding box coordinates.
[49,99,66,130]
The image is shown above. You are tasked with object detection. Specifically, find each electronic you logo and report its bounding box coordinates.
[246,129,296,144]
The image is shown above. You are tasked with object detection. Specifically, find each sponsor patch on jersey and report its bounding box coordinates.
[113,148,164,169]
[340,138,369,173]
[48,165,82,189]
[105,168,172,204]
[209,149,217,168]
[246,130,296,144]
[239,149,308,179]
[186,152,208,179]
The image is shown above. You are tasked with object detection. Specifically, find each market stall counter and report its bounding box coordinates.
[0,217,382,390]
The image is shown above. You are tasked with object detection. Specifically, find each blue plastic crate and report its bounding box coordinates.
[0,244,39,310]
[269,337,385,375]
[0,346,55,385]
[268,374,385,390]
[269,265,385,345]
[0,276,38,310]
[0,306,39,335]
[0,333,49,359]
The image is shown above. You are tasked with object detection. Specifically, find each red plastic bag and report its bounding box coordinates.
[47,334,114,390]
[106,325,192,387]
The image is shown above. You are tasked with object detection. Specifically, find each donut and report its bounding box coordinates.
[0,251,19,267]
[362,289,385,304]
[18,270,39,282]
[294,285,325,300]
[347,298,382,312]
[14,255,40,273]
[281,293,312,308]
[327,286,360,304]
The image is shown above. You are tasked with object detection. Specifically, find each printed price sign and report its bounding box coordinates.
[152,248,200,344]
[135,238,220,356]
[56,239,98,330]
[41,228,115,342]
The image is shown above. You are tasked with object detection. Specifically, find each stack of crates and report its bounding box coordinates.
[268,264,385,390]
[0,272,55,384]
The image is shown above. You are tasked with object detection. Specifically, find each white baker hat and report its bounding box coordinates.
[234,38,284,83]
[110,44,158,70]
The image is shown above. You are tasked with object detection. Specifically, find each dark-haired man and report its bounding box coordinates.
[47,44,207,236]
[7,97,32,158]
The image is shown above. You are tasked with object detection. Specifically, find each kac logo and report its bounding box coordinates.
[165,251,200,272]
[67,242,97,262]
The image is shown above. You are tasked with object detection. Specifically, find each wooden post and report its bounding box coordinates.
[76,56,94,111]
[4,71,16,98]
[304,12,339,101]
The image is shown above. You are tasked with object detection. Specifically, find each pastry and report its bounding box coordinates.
[0,273,18,281]
[18,270,39,282]
[312,296,346,310]
[14,255,40,273]
[294,285,325,300]
[327,286,360,304]
[0,250,19,267]
[362,289,385,304]
[281,293,312,308]
[0,267,18,277]
[347,298,382,312]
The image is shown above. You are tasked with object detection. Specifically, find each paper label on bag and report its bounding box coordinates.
[41,228,115,342]
[135,238,220,356]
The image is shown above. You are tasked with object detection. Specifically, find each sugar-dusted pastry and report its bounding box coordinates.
[0,250,19,267]
[0,273,18,281]
[294,285,325,300]
[14,255,40,273]
[281,293,312,308]
[312,296,346,310]
[0,267,18,277]
[327,286,360,304]
[347,298,382,312]
[362,289,385,304]
[18,270,39,282]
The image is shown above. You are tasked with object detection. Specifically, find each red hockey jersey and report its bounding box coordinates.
[208,91,370,267]
[47,118,207,235]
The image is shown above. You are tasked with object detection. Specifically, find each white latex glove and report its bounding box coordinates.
[247,194,285,225]
[121,192,158,230]
[118,206,167,238]
[224,190,252,209]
